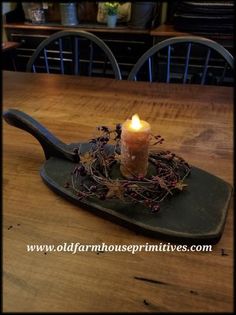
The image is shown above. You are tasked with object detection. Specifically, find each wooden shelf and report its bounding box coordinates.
[151,24,188,37]
[4,22,150,35]
[5,22,233,39]
[150,24,233,40]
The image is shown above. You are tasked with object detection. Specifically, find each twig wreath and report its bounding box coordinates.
[66,124,191,213]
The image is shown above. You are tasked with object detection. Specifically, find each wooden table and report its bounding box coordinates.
[3,71,233,312]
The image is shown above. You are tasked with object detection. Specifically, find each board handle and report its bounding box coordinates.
[3,108,78,162]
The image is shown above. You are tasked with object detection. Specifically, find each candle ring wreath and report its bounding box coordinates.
[66,123,191,213]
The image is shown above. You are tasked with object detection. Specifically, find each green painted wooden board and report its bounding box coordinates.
[4,109,233,244]
[41,142,232,244]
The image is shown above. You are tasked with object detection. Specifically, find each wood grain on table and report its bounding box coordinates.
[3,71,233,312]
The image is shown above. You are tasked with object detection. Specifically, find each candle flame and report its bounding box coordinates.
[131,114,142,130]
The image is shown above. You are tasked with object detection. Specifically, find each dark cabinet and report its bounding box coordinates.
[5,24,152,78]
[4,22,233,84]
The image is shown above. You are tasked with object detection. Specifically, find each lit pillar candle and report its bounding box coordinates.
[120,114,151,178]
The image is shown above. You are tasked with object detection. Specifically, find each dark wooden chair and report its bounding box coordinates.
[128,36,234,85]
[26,30,122,80]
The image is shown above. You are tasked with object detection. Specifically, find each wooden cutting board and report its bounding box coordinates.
[4,109,232,244]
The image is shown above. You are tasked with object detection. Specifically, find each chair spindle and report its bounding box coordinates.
[166,45,171,83]
[183,43,192,83]
[58,38,64,75]
[148,57,153,82]
[88,41,94,76]
[74,37,79,75]
[43,49,49,73]
[201,48,211,85]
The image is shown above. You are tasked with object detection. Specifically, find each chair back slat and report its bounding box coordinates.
[148,57,153,82]
[88,41,94,76]
[43,49,49,73]
[201,48,211,85]
[166,45,171,83]
[183,43,192,83]
[58,38,64,75]
[74,37,79,75]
